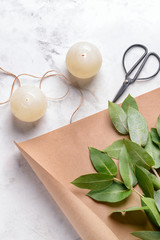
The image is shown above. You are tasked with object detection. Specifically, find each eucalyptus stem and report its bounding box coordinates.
[132,188,144,198]
[151,167,160,179]
[114,178,144,198]
[114,178,124,184]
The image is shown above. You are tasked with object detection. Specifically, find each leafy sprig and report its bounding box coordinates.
[71,94,160,240]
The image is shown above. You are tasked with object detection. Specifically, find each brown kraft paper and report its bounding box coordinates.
[16,88,160,240]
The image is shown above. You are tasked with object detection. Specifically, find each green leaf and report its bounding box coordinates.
[87,182,132,203]
[132,231,160,240]
[145,133,160,169]
[108,101,128,134]
[89,147,117,176]
[103,140,124,159]
[151,128,160,148]
[113,206,148,213]
[124,139,155,170]
[148,172,160,190]
[141,197,160,227]
[119,145,137,189]
[135,166,154,198]
[122,94,138,113]
[127,107,148,146]
[154,190,160,212]
[157,114,160,137]
[135,166,160,190]
[71,173,113,190]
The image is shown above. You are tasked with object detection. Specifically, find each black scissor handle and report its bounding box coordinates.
[122,44,160,83]
[122,44,148,76]
[136,52,160,81]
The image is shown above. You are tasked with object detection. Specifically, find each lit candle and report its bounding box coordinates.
[10,85,47,122]
[66,42,102,79]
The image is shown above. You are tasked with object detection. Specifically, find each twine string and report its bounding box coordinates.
[0,67,84,123]
[0,67,21,105]
[40,70,84,122]
[39,70,70,101]
[69,86,84,124]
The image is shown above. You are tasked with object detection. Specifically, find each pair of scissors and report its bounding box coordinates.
[113,44,160,103]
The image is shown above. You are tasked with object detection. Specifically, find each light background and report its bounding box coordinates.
[0,0,160,239]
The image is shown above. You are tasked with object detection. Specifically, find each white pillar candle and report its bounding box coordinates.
[10,85,47,122]
[66,42,102,79]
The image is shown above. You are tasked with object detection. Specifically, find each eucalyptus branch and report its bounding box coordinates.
[113,177,124,184]
[132,188,144,198]
[151,167,160,179]
[72,94,160,237]
[114,178,144,198]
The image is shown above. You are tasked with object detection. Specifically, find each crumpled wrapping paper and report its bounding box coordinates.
[16,88,160,240]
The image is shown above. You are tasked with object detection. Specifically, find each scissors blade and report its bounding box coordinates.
[112,81,129,103]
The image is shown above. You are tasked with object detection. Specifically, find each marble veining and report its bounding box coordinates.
[0,0,160,239]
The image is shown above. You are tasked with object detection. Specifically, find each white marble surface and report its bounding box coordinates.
[1,0,160,239]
